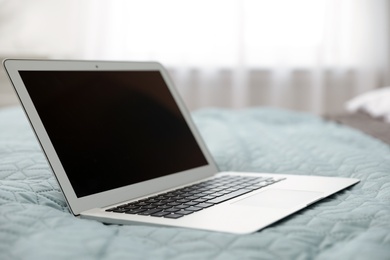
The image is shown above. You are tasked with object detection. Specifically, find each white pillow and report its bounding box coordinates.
[345,87,390,123]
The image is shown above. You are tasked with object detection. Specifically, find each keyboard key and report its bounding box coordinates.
[124,205,140,209]
[141,205,156,209]
[151,202,166,206]
[146,199,160,203]
[176,210,194,215]
[185,206,202,212]
[151,211,171,217]
[160,199,176,203]
[164,208,181,213]
[125,208,147,214]
[175,205,190,209]
[201,195,218,200]
[112,208,127,213]
[135,202,150,206]
[164,213,184,219]
[193,198,208,203]
[167,202,181,206]
[156,196,168,200]
[176,199,191,203]
[157,205,172,209]
[195,203,213,208]
[185,196,202,200]
[138,208,162,216]
[184,202,198,206]
[207,189,252,204]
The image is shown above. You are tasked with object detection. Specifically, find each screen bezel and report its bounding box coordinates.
[3,59,218,215]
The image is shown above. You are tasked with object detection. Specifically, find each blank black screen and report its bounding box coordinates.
[19,70,208,198]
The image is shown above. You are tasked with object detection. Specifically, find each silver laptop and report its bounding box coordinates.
[3,59,359,234]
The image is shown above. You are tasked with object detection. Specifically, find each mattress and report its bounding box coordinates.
[1,106,390,260]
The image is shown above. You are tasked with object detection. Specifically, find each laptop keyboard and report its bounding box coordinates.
[106,175,285,219]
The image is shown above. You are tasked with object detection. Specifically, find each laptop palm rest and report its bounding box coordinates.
[234,189,324,209]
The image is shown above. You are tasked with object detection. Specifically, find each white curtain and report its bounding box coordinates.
[1,0,389,114]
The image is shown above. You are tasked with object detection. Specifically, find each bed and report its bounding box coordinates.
[1,104,390,260]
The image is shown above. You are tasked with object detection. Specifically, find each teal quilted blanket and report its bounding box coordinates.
[1,107,390,260]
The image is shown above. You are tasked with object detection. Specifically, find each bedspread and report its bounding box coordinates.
[1,106,390,260]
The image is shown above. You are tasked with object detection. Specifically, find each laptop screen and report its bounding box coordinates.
[19,70,208,198]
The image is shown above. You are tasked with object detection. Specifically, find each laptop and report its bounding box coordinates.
[3,59,359,234]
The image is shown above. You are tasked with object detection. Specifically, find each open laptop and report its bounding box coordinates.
[3,59,359,234]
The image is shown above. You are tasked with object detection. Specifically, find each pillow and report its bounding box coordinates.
[345,87,390,123]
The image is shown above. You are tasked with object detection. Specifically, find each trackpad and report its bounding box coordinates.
[234,189,323,209]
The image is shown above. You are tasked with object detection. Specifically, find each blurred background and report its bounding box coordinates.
[0,0,389,115]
